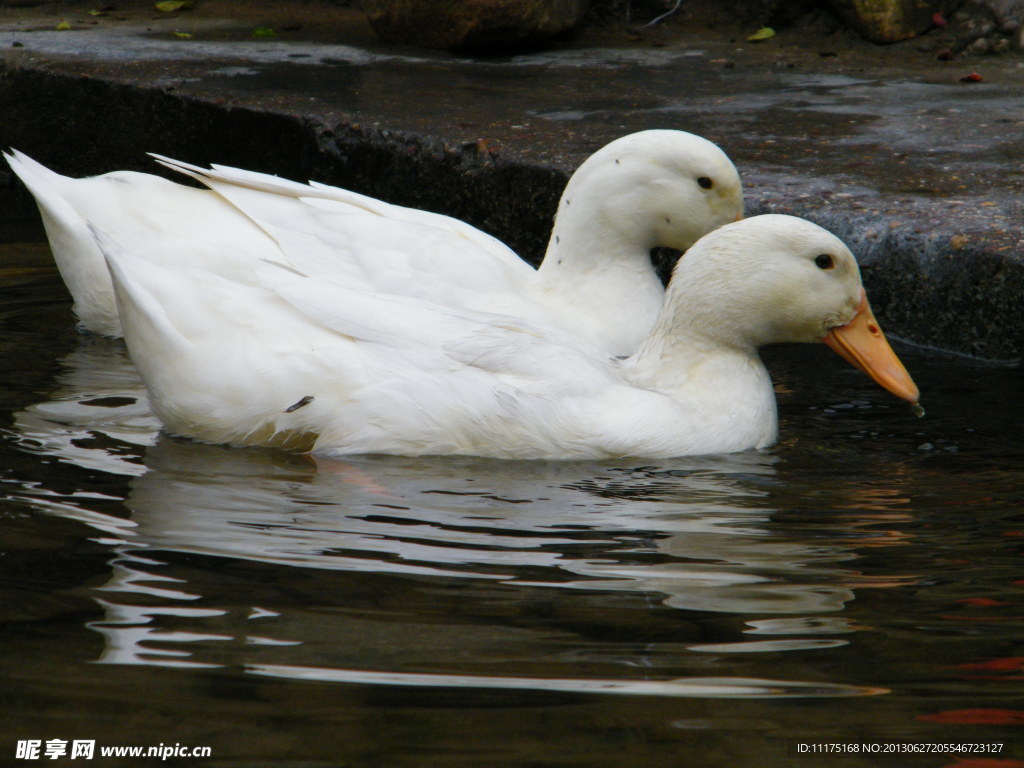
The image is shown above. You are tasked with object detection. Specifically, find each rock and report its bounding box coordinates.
[931,0,1024,53]
[980,0,1024,32]
[363,0,590,53]
[822,0,966,43]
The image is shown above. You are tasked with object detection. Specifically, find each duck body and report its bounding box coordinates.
[4,156,277,337]
[7,129,743,355]
[100,214,919,460]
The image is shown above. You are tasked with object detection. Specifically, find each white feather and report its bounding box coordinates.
[100,215,907,460]
[7,130,743,354]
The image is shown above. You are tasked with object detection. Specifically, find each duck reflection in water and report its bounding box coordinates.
[4,335,918,695]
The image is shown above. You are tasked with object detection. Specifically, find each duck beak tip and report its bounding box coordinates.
[824,295,920,406]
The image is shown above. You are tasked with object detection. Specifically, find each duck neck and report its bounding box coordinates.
[536,196,665,354]
[624,297,778,446]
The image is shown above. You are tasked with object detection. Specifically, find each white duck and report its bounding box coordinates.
[98,214,919,460]
[6,130,743,354]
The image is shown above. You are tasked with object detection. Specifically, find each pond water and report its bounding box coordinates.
[1,242,1022,767]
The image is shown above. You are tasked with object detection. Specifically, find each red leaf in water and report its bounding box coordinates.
[918,709,1024,725]
[956,597,1010,607]
[960,73,984,83]
[932,11,948,28]
[956,657,1024,672]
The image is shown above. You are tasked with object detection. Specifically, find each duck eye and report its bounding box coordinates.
[815,254,835,270]
[697,176,713,190]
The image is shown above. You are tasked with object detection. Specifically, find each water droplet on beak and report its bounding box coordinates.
[911,403,926,418]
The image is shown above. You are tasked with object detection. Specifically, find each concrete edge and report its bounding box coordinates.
[1,62,1021,363]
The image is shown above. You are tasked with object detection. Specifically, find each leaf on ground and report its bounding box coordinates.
[252,26,277,39]
[747,27,775,42]
[155,1,194,12]
[55,20,72,30]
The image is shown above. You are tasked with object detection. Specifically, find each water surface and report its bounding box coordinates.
[1,243,1022,767]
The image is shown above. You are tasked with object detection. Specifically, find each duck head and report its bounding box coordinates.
[661,214,920,405]
[555,129,744,254]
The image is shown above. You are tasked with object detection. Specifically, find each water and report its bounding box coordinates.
[2,242,1023,767]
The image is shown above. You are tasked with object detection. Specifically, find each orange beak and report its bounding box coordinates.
[823,291,920,404]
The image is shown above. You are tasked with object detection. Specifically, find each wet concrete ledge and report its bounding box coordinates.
[1,6,1022,361]
[0,65,566,263]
